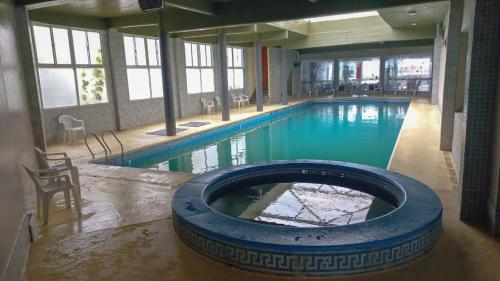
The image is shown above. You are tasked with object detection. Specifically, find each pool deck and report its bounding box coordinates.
[24,98,500,281]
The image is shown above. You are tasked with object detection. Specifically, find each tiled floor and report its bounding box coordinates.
[24,98,500,281]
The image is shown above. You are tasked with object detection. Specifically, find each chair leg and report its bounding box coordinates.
[70,186,82,218]
[36,192,41,220]
[42,194,50,225]
[63,189,71,209]
[71,167,81,198]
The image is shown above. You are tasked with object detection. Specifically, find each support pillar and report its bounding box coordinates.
[459,0,500,237]
[255,40,264,112]
[158,12,176,136]
[379,56,385,93]
[431,23,443,105]
[280,48,288,105]
[15,7,47,152]
[217,30,230,121]
[333,60,339,95]
[440,0,464,150]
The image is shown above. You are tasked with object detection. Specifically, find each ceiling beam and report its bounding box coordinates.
[170,25,257,38]
[15,0,78,9]
[267,22,309,36]
[108,13,158,28]
[165,0,216,16]
[161,0,442,32]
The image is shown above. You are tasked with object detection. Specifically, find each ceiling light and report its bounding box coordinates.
[411,22,418,26]
[307,11,379,22]
[408,10,417,16]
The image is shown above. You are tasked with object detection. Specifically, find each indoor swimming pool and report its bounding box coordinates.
[122,100,409,172]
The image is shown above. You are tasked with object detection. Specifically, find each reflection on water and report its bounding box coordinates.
[139,102,408,173]
[209,182,396,227]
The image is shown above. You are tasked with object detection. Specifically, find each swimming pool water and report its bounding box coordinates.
[132,102,408,173]
[209,181,396,227]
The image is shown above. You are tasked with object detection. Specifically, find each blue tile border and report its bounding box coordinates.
[172,160,442,276]
[98,98,410,167]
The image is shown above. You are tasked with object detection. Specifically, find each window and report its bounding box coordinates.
[227,47,244,90]
[33,25,108,108]
[185,42,214,94]
[124,36,163,100]
[384,55,432,92]
[339,57,379,85]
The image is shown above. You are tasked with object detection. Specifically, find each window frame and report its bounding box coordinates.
[123,34,163,101]
[31,22,110,109]
[226,46,244,91]
[184,42,215,94]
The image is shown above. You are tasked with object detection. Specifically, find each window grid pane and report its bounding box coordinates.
[72,30,89,64]
[185,42,192,67]
[200,45,206,67]
[39,68,78,108]
[206,45,212,66]
[77,68,108,105]
[127,68,151,100]
[33,26,54,64]
[147,39,158,66]
[87,32,102,64]
[124,36,136,66]
[135,37,147,66]
[52,28,71,64]
[227,47,233,67]
[191,44,198,66]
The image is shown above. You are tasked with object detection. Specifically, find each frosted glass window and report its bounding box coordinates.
[228,69,234,90]
[127,69,151,100]
[147,39,158,66]
[191,44,198,66]
[185,42,214,94]
[233,48,242,67]
[234,69,244,89]
[362,59,380,80]
[186,68,201,93]
[156,40,161,63]
[76,68,108,105]
[227,48,233,67]
[185,43,192,66]
[150,69,163,97]
[135,38,147,66]
[201,69,214,92]
[205,46,212,66]
[124,36,136,65]
[39,68,77,108]
[200,45,207,67]
[52,28,71,64]
[87,32,102,64]
[227,47,244,90]
[72,30,89,64]
[33,26,54,64]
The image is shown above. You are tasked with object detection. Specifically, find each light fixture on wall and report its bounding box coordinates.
[138,0,164,12]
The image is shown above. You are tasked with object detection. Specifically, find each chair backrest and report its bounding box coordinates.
[58,115,75,130]
[23,166,43,192]
[34,147,50,169]
[200,97,213,107]
[215,96,222,106]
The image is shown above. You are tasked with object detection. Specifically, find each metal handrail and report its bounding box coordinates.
[101,130,124,163]
[84,133,108,163]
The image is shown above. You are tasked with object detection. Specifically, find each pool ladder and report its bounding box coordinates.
[84,130,124,164]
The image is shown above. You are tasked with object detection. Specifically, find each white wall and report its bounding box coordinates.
[0,2,37,280]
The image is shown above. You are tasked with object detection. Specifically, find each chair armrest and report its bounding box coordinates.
[46,157,73,168]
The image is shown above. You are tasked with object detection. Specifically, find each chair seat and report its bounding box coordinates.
[69,127,85,131]
[41,181,72,194]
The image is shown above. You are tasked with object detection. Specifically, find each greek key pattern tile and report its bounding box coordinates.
[173,216,440,275]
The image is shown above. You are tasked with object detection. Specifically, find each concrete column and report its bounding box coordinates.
[280,48,288,105]
[333,60,339,94]
[158,12,176,136]
[217,30,230,121]
[459,0,500,237]
[255,40,264,111]
[440,0,464,150]
[379,56,385,92]
[431,23,443,105]
[15,7,47,152]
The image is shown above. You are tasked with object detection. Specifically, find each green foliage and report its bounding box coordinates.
[80,48,105,104]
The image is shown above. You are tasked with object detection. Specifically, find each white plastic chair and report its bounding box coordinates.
[215,96,222,111]
[239,93,250,106]
[58,115,85,144]
[34,147,81,198]
[200,97,215,115]
[231,94,244,109]
[23,165,81,225]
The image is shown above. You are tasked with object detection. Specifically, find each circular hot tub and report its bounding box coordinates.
[172,161,442,276]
